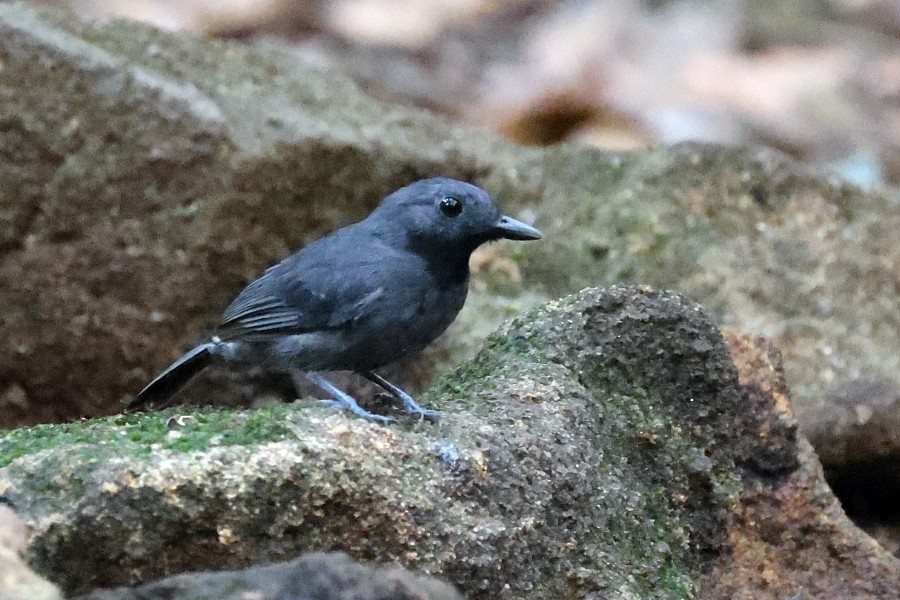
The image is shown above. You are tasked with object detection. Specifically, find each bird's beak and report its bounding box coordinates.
[493,215,543,241]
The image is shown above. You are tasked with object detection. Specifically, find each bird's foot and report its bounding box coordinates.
[363,371,441,421]
[301,371,396,424]
[319,398,396,424]
[397,395,441,421]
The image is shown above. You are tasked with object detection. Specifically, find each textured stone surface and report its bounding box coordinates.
[1,286,897,598]
[0,287,739,598]
[701,333,900,599]
[527,144,900,433]
[0,506,62,600]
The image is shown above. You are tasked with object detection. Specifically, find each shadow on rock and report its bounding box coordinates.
[71,551,462,600]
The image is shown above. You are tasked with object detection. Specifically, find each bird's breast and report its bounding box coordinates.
[339,275,468,370]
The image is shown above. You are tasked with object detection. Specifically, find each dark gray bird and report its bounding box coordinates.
[128,178,542,422]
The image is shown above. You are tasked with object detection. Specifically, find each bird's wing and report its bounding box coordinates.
[216,252,387,341]
[218,295,302,338]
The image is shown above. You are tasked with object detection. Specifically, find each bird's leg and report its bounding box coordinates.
[363,371,440,421]
[295,371,395,424]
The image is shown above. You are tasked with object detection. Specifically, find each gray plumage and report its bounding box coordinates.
[129,178,542,422]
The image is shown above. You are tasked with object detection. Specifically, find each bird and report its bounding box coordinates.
[128,178,542,423]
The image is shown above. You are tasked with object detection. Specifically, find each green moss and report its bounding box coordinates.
[0,402,312,468]
[426,303,553,406]
[656,560,695,599]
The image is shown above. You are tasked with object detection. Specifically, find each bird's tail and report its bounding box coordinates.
[127,343,214,411]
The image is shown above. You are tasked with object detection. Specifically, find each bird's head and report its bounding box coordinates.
[369,178,542,255]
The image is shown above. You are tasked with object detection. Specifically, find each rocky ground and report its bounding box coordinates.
[4,286,899,599]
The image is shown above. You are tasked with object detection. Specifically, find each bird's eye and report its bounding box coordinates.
[439,196,463,217]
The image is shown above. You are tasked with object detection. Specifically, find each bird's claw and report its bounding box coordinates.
[411,408,441,422]
[362,371,439,421]
[318,398,396,424]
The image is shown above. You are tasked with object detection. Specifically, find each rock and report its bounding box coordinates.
[703,333,900,599]
[787,378,900,552]
[0,1,546,426]
[0,505,63,600]
[529,143,900,438]
[1,285,897,598]
[70,551,463,600]
[804,378,900,468]
[2,3,898,446]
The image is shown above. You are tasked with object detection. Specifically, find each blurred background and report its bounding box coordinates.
[36,0,900,191]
